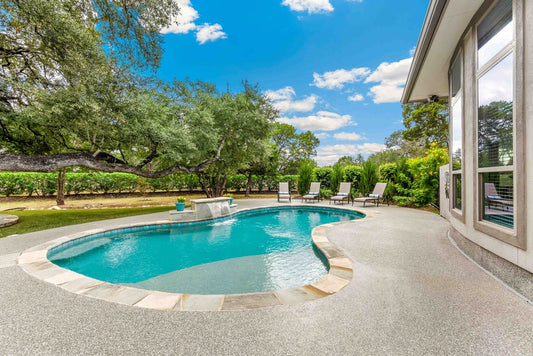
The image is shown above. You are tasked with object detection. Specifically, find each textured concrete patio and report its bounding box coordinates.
[1,199,532,355]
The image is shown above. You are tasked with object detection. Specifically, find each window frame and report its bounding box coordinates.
[472,0,526,249]
[449,50,465,221]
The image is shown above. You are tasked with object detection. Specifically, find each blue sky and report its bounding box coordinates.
[158,0,429,166]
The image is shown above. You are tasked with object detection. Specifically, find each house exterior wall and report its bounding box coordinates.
[445,0,533,280]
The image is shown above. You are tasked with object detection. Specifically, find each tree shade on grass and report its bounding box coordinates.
[0,206,172,238]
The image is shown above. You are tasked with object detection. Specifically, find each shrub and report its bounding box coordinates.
[344,165,362,193]
[330,164,344,192]
[359,160,378,196]
[297,159,314,195]
[379,163,397,183]
[319,188,332,199]
[280,175,298,192]
[226,174,247,192]
[313,167,332,189]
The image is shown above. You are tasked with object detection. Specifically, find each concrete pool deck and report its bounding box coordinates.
[1,199,532,354]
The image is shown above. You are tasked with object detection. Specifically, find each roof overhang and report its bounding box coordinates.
[402,0,484,103]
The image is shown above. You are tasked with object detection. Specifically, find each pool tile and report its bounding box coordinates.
[329,257,353,270]
[134,292,181,310]
[31,266,65,280]
[81,283,124,299]
[45,270,82,285]
[221,293,281,311]
[18,250,47,264]
[103,287,151,306]
[311,274,350,295]
[274,288,321,304]
[62,277,104,293]
[180,294,224,311]
[19,261,54,274]
[329,267,353,280]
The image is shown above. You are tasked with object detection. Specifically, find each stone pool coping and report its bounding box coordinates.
[17,204,369,311]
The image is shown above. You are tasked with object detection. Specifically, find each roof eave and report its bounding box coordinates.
[401,0,449,104]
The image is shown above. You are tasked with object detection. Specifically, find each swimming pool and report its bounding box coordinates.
[48,207,363,295]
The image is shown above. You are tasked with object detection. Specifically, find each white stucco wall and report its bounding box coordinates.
[447,0,532,273]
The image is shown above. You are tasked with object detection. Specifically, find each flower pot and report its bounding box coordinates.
[176,202,185,211]
[229,198,233,205]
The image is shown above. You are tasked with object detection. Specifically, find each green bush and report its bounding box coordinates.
[392,146,448,207]
[344,165,362,193]
[226,174,247,192]
[359,160,378,196]
[319,188,332,199]
[379,163,397,183]
[313,167,332,189]
[297,160,314,195]
[330,164,345,192]
[280,175,298,192]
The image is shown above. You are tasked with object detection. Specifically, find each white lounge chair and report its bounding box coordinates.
[302,182,321,203]
[277,182,292,202]
[353,183,388,207]
[330,182,351,205]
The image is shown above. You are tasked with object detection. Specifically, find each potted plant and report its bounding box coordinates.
[175,196,186,211]
[223,193,234,205]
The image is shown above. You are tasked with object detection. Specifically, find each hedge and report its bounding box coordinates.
[0,172,299,196]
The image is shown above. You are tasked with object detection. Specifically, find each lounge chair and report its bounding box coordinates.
[330,182,351,205]
[353,182,388,207]
[277,182,292,202]
[484,183,512,210]
[302,182,321,203]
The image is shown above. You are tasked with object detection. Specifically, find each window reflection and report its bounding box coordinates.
[482,172,514,229]
[452,97,462,165]
[478,53,513,168]
[477,0,513,69]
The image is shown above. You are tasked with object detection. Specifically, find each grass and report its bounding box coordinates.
[0,206,172,238]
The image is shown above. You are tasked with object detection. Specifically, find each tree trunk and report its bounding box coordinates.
[245,171,253,198]
[56,168,66,206]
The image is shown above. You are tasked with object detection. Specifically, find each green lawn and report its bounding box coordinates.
[0,206,173,238]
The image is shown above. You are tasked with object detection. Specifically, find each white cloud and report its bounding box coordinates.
[278,111,352,131]
[315,142,385,166]
[265,87,317,113]
[409,46,417,56]
[312,68,370,89]
[316,154,344,166]
[161,0,226,44]
[356,142,386,154]
[196,23,227,44]
[161,0,199,34]
[315,132,329,139]
[348,93,364,102]
[365,57,412,103]
[319,144,357,155]
[282,0,334,14]
[334,132,363,141]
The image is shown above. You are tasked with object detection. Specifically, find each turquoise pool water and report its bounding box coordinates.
[48,207,363,294]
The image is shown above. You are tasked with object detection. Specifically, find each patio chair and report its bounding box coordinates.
[353,182,388,207]
[302,182,321,203]
[330,182,351,205]
[277,182,292,202]
[484,183,512,210]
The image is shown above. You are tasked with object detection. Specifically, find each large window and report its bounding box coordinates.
[476,0,514,230]
[450,53,463,214]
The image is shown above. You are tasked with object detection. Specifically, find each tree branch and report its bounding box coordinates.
[0,141,225,178]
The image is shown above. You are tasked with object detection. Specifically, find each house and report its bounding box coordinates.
[402,0,532,299]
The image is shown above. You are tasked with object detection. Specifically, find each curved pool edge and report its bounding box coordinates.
[17,204,368,311]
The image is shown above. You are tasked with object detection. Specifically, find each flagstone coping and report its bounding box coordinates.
[17,205,368,311]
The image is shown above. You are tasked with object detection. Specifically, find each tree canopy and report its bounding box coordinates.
[271,123,319,174]
[0,1,280,181]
